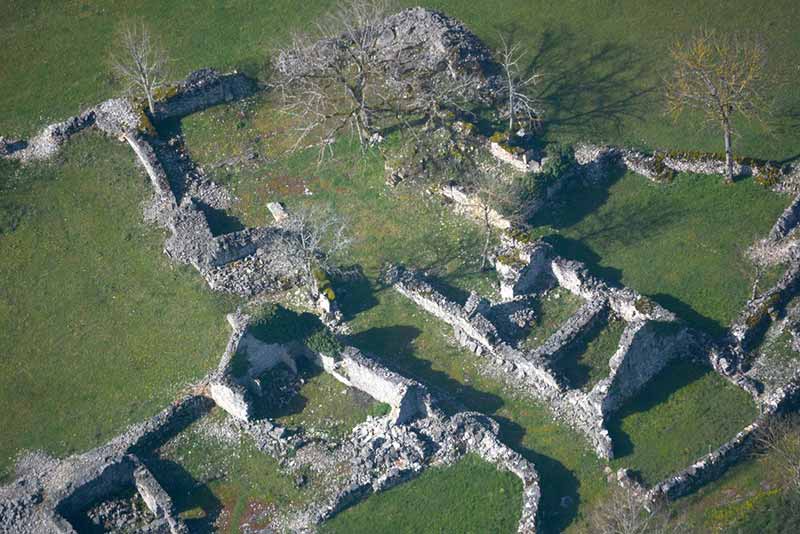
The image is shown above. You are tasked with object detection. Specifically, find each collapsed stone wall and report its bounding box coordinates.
[277,7,500,97]
[153,69,257,120]
[0,394,211,534]
[386,237,692,459]
[0,110,96,163]
[574,142,798,186]
[385,264,614,456]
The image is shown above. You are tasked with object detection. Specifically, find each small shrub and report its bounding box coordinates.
[313,267,335,300]
[542,142,575,178]
[489,130,509,144]
[496,253,525,268]
[652,152,676,183]
[633,296,656,315]
[516,142,575,202]
[505,226,534,244]
[305,329,343,359]
[755,164,782,188]
[134,105,156,136]
[151,83,180,102]
[369,402,392,417]
[745,293,782,329]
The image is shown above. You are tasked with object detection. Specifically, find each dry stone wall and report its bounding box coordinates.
[387,237,690,459]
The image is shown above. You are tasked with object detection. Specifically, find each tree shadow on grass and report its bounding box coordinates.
[529,165,626,230]
[494,416,580,534]
[333,265,379,321]
[345,325,505,415]
[543,234,623,287]
[606,360,709,460]
[497,24,656,140]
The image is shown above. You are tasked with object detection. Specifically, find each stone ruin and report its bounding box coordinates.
[0,305,542,533]
[384,237,693,459]
[0,28,541,530]
[4,6,800,532]
[389,167,800,503]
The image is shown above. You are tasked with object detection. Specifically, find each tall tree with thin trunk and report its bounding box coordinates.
[666,29,769,184]
[757,414,800,492]
[498,35,542,133]
[468,169,526,271]
[111,21,169,115]
[589,484,683,534]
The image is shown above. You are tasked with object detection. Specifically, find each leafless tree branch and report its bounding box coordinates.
[110,21,169,115]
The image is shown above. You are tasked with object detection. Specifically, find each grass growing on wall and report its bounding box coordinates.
[0,134,235,479]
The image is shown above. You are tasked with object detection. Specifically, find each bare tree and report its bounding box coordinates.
[589,484,681,534]
[498,35,542,133]
[111,21,169,115]
[467,169,527,270]
[757,414,800,492]
[274,204,353,289]
[666,29,769,183]
[274,0,483,159]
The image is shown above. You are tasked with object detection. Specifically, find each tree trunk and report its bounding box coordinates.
[723,116,734,184]
[507,74,515,133]
[480,210,491,271]
[146,91,156,116]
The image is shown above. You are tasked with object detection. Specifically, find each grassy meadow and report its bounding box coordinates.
[0,133,236,479]
[2,0,800,532]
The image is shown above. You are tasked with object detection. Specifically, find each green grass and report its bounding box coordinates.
[608,360,758,484]
[3,1,799,164]
[533,172,789,335]
[321,454,523,534]
[154,408,315,533]
[3,1,799,528]
[523,287,584,350]
[674,443,799,533]
[178,97,783,530]
[0,133,235,479]
[344,289,607,532]
[253,359,379,440]
[552,317,626,390]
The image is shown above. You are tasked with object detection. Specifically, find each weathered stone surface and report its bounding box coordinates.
[1,110,95,162]
[133,462,187,534]
[309,346,427,425]
[277,7,500,95]
[0,395,211,533]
